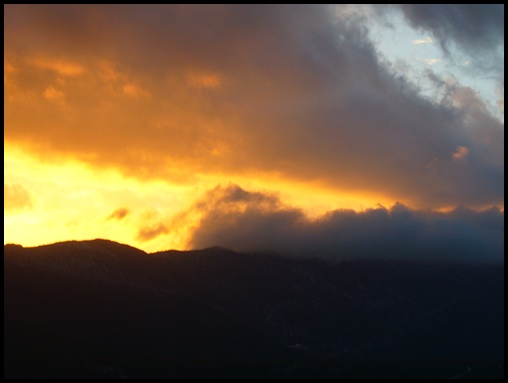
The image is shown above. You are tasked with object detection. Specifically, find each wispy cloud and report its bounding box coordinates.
[107,207,130,220]
[137,222,169,242]
[423,57,442,65]
[4,183,33,211]
[452,145,469,160]
[397,4,504,73]
[412,37,433,45]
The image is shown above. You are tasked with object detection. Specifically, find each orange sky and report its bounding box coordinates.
[4,5,504,252]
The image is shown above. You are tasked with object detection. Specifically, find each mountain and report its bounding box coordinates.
[4,239,504,378]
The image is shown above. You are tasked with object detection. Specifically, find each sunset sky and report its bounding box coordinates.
[4,5,504,261]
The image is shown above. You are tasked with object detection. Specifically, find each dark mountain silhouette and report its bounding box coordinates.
[4,239,504,378]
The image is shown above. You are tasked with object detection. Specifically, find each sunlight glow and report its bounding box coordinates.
[5,144,399,252]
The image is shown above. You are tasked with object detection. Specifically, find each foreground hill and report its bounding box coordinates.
[4,240,504,378]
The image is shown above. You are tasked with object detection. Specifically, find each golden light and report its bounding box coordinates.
[5,142,400,252]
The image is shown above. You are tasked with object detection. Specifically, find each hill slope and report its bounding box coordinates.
[4,240,504,378]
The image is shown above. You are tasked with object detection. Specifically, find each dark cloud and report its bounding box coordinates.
[4,183,33,211]
[186,185,504,263]
[4,5,504,208]
[137,222,169,242]
[107,207,130,220]
[393,4,504,73]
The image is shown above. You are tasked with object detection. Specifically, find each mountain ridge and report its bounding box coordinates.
[4,239,504,378]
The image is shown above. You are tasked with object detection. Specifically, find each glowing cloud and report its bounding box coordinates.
[452,146,469,160]
[43,86,65,101]
[187,73,222,89]
[137,222,169,242]
[4,183,33,211]
[107,207,130,220]
[122,83,149,98]
[31,58,85,76]
[4,5,504,252]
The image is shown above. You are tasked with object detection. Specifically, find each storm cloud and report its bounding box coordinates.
[186,185,504,264]
[4,5,503,209]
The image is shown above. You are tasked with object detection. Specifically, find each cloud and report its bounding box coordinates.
[4,183,33,211]
[107,207,130,220]
[43,86,65,101]
[185,185,504,263]
[497,82,504,115]
[412,37,433,45]
[136,222,169,242]
[452,146,469,160]
[135,208,171,242]
[122,83,149,98]
[422,58,441,66]
[31,57,85,76]
[187,72,222,89]
[394,4,504,73]
[4,5,504,209]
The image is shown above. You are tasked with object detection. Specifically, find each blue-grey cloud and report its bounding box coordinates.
[393,4,504,74]
[187,185,504,263]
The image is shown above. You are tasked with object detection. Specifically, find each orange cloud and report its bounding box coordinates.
[4,58,17,86]
[136,222,169,242]
[31,57,85,76]
[452,146,469,160]
[187,73,222,89]
[43,86,65,101]
[4,183,33,211]
[107,207,130,220]
[122,83,149,98]
[3,4,504,212]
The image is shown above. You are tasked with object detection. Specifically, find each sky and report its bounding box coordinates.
[4,5,504,262]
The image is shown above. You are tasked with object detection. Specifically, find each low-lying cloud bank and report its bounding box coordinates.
[185,185,504,264]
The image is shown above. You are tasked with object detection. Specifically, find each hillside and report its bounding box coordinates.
[4,240,504,378]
